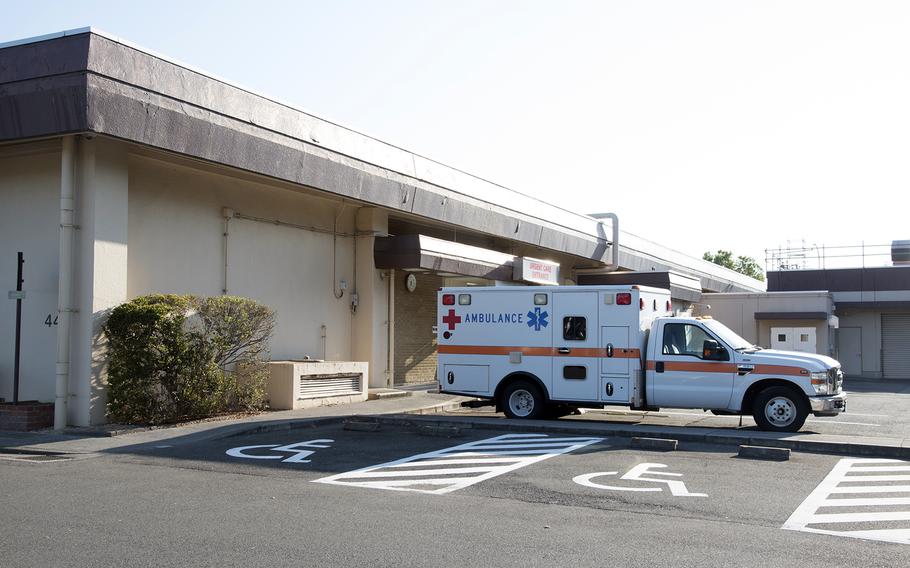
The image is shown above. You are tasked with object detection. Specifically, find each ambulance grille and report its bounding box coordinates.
[298,373,362,400]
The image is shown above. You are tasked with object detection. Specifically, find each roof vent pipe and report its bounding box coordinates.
[588,212,620,271]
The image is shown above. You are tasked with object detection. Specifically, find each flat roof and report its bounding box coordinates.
[0,27,764,292]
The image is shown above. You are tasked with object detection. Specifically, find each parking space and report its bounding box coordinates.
[115,423,848,535]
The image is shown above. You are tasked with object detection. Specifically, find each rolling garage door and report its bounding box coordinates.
[882,314,910,379]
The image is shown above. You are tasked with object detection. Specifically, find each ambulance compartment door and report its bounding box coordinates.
[552,291,599,402]
[601,326,632,403]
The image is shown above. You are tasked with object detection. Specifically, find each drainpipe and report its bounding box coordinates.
[589,212,620,271]
[55,136,76,430]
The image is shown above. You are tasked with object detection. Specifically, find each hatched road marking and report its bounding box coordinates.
[783,458,910,545]
[313,433,602,495]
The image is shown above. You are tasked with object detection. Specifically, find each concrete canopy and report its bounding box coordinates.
[0,29,611,264]
[0,27,764,293]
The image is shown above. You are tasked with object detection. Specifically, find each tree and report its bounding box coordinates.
[702,250,766,281]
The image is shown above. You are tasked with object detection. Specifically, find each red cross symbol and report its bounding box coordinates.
[442,309,462,331]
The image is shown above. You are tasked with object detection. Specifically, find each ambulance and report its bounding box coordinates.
[437,285,846,432]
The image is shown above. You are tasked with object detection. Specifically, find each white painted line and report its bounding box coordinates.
[345,466,500,478]
[313,433,602,495]
[820,497,910,507]
[383,457,523,467]
[837,412,888,418]
[783,457,910,545]
[806,419,880,427]
[809,512,910,523]
[830,485,910,494]
[838,474,910,482]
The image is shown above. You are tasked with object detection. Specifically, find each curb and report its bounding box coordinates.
[359,414,910,459]
[738,445,791,461]
[205,399,470,441]
[631,437,678,451]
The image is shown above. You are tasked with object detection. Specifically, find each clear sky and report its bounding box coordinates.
[3,1,908,269]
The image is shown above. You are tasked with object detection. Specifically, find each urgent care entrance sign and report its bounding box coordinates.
[513,257,560,285]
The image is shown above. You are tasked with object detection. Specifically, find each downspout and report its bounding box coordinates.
[589,212,620,271]
[55,136,76,430]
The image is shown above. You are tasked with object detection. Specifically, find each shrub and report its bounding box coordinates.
[104,294,274,424]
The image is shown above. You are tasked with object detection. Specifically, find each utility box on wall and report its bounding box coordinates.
[266,361,368,410]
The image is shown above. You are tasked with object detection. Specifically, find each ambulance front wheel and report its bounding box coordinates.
[501,380,545,420]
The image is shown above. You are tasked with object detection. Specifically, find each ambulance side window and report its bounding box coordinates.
[662,323,712,358]
[563,316,586,341]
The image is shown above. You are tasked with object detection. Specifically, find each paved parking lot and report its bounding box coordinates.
[2,381,909,567]
[445,379,910,441]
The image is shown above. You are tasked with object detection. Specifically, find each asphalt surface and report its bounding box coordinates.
[2,423,908,567]
[446,379,910,442]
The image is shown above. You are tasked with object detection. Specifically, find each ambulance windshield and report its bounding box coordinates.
[702,319,755,351]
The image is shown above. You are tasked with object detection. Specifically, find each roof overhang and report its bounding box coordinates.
[576,270,702,302]
[754,312,829,320]
[0,29,613,264]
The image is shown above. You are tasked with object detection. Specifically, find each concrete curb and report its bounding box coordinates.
[631,437,678,451]
[360,414,910,459]
[738,445,791,461]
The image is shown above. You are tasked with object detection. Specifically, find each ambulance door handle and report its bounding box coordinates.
[655,361,664,373]
[606,344,614,358]
[557,347,571,354]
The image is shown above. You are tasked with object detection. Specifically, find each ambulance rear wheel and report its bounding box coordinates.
[502,380,545,420]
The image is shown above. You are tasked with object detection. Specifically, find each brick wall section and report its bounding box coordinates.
[394,271,443,385]
[0,402,54,431]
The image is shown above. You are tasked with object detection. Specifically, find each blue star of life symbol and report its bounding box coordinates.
[527,307,549,331]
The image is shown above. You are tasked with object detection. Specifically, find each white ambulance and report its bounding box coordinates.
[437,285,846,432]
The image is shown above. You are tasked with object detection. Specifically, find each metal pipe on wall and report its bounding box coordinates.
[589,212,620,271]
[54,136,76,430]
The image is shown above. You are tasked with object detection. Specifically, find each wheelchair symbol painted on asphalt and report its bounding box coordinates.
[226,439,334,463]
[573,463,707,497]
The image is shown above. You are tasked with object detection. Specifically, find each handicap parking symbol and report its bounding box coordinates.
[226,439,334,464]
[573,463,707,497]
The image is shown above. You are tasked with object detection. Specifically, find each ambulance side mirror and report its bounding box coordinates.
[702,339,729,361]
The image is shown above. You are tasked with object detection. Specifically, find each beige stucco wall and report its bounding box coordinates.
[127,154,370,364]
[0,144,60,404]
[698,292,834,355]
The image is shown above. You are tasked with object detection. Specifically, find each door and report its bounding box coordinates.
[551,291,599,402]
[771,328,794,351]
[650,321,735,409]
[771,327,816,353]
[601,326,631,403]
[836,327,863,377]
[882,314,910,379]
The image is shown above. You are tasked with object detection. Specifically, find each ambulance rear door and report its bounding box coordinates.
[551,290,600,402]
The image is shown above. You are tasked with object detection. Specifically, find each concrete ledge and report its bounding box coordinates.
[367,389,412,401]
[738,445,791,461]
[417,424,463,438]
[631,437,678,451]
[343,417,381,432]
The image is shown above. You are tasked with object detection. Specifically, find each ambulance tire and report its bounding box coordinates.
[501,380,545,420]
[751,386,809,432]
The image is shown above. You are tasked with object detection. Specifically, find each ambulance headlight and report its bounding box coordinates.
[810,371,829,395]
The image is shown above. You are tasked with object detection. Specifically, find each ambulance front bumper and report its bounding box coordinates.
[810,392,847,416]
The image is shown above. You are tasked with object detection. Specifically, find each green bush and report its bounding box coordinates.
[104,294,275,424]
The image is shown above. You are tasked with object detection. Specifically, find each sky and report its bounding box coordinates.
[3,0,908,270]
